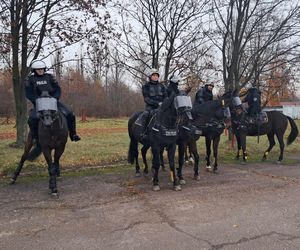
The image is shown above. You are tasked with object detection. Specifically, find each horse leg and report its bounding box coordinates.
[128,136,140,176]
[184,145,194,164]
[190,141,200,181]
[276,132,285,163]
[133,148,140,178]
[141,144,150,176]
[43,148,57,195]
[168,143,180,191]
[10,133,33,184]
[151,145,160,191]
[184,145,189,162]
[177,142,186,185]
[235,133,241,160]
[54,144,66,179]
[212,135,221,174]
[160,147,166,172]
[205,136,212,171]
[241,134,248,163]
[262,133,275,161]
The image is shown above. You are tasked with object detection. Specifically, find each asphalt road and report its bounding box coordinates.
[1,161,300,250]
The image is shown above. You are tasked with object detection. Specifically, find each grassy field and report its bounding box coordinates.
[0,117,299,178]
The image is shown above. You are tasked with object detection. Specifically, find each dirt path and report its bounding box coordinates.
[1,162,300,250]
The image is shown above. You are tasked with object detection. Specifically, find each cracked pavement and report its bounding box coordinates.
[1,162,300,250]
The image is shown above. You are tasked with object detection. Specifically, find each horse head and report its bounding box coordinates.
[157,91,193,128]
[224,89,246,118]
[36,96,59,127]
[217,91,236,128]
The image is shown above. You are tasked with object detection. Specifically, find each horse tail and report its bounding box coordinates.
[27,143,42,161]
[286,116,299,145]
[128,138,138,164]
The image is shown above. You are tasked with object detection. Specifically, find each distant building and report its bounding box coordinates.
[281,102,300,119]
[263,102,300,119]
[263,106,283,113]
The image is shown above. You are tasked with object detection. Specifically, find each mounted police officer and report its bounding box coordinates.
[138,68,167,134]
[243,86,261,117]
[194,83,214,105]
[25,59,81,142]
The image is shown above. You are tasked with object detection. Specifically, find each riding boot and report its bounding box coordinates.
[140,111,150,139]
[67,114,81,142]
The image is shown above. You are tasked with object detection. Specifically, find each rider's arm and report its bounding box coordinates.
[25,76,37,105]
[142,84,159,107]
[49,74,61,100]
[195,88,205,104]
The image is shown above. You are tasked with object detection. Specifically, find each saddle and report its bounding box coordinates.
[246,112,268,125]
[134,113,144,127]
[134,110,157,139]
[135,110,156,127]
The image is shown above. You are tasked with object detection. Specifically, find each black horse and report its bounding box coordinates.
[128,92,191,191]
[231,98,298,163]
[10,96,68,196]
[177,95,232,182]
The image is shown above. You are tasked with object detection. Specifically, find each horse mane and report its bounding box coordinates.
[159,92,176,112]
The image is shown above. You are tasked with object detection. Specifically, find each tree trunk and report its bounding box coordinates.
[11,0,27,146]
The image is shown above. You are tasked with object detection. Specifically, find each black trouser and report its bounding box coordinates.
[28,101,77,139]
[140,106,157,133]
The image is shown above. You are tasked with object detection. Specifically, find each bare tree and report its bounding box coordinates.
[113,0,210,84]
[0,0,112,145]
[209,0,300,91]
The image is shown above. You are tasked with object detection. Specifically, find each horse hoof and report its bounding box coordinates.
[152,185,160,191]
[10,178,16,185]
[179,179,186,185]
[206,165,212,171]
[173,185,182,191]
[50,190,59,198]
[194,175,200,181]
[135,172,141,177]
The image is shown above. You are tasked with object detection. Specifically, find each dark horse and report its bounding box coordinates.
[231,98,298,163]
[177,94,232,182]
[128,92,191,191]
[10,96,68,196]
